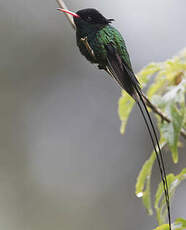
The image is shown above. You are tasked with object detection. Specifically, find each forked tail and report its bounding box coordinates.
[104,42,171,229]
[135,87,171,230]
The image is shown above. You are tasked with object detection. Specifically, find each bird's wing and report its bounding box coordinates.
[105,42,140,98]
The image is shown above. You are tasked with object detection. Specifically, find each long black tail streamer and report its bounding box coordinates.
[135,87,171,230]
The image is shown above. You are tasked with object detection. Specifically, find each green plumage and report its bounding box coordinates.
[76,25,132,70]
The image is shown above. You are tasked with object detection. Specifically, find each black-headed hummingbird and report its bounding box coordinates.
[58,8,171,230]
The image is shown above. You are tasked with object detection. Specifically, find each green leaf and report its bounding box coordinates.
[118,90,135,134]
[153,224,169,230]
[147,71,167,98]
[135,141,165,215]
[159,83,185,163]
[155,174,175,224]
[135,151,156,215]
[155,169,186,225]
[137,63,161,88]
[173,218,186,230]
[153,218,186,230]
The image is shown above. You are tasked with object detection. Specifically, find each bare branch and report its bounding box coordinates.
[56,0,76,30]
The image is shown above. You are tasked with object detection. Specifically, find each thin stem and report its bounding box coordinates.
[56,0,76,29]
[56,0,186,139]
[142,93,186,139]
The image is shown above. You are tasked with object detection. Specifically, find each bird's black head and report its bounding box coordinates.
[58,8,114,35]
[75,8,114,25]
[74,9,114,35]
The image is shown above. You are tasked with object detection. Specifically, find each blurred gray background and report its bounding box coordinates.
[0,0,186,229]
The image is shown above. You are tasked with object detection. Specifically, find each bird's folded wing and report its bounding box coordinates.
[105,43,140,98]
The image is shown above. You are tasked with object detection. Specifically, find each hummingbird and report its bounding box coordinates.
[58,8,171,230]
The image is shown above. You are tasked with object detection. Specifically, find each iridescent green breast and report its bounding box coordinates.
[76,25,132,69]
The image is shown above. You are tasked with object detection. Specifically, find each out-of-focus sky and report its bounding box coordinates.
[0,0,186,230]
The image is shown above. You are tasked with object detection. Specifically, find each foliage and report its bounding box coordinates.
[154,218,186,230]
[118,49,186,228]
[155,169,186,225]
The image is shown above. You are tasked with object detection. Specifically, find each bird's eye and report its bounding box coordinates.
[87,16,92,22]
